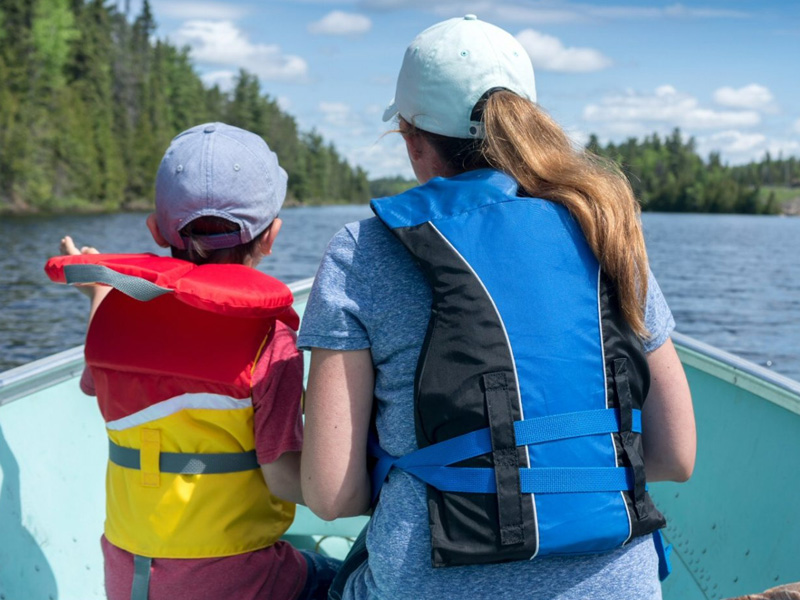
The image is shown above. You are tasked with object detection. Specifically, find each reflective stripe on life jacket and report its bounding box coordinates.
[45,254,299,558]
[371,169,666,569]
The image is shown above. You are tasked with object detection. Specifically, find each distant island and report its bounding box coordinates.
[372,139,800,215]
[0,1,797,216]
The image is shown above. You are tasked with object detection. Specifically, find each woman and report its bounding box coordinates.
[299,15,695,599]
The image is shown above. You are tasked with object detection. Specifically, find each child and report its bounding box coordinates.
[47,123,339,600]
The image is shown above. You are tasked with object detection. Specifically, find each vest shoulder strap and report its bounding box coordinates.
[45,253,298,327]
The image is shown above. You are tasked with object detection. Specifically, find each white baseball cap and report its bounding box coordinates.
[382,15,537,139]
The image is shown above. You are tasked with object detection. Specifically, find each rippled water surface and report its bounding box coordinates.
[0,206,373,372]
[643,213,800,380]
[2,209,799,381]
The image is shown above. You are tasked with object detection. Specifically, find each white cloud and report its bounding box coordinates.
[317,102,387,133]
[308,11,372,35]
[305,101,413,178]
[660,3,748,19]
[361,0,748,23]
[200,70,237,92]
[316,101,376,141]
[432,3,583,24]
[583,85,761,131]
[516,30,612,72]
[277,96,292,111]
[156,1,248,20]
[794,118,800,134]
[564,127,590,149]
[349,135,414,179]
[696,130,800,163]
[593,3,748,19]
[172,21,308,82]
[697,130,766,155]
[765,139,800,158]
[319,101,357,127]
[713,84,775,111]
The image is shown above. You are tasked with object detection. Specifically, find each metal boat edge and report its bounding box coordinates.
[672,331,800,415]
[4,278,799,411]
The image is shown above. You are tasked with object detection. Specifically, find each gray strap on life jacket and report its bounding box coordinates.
[108,440,259,474]
[64,264,172,302]
[131,555,152,600]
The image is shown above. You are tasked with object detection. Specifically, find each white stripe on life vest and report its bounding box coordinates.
[106,392,253,431]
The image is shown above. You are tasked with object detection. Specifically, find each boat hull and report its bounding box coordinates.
[2,279,799,599]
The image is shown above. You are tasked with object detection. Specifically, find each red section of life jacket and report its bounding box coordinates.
[44,253,299,328]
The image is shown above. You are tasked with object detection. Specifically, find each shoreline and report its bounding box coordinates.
[3,202,797,219]
[0,197,372,218]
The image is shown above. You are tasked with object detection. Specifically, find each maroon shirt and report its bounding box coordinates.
[83,321,308,600]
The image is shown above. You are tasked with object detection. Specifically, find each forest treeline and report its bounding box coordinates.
[0,0,370,214]
[373,134,800,214]
[588,132,799,214]
[1,1,798,216]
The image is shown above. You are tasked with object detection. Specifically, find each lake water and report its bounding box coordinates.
[1,208,799,381]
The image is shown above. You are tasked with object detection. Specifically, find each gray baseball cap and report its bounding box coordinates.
[155,122,287,250]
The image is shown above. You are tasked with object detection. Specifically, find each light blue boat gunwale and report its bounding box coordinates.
[656,332,800,600]
[6,303,800,415]
[2,277,800,599]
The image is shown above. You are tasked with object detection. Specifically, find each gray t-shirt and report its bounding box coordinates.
[298,216,674,600]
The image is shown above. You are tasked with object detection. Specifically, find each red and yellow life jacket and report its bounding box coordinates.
[46,253,300,559]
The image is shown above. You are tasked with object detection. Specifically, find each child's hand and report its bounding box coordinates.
[60,235,99,256]
[59,236,104,300]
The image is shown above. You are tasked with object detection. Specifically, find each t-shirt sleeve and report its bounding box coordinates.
[297,224,372,351]
[643,268,675,354]
[251,321,305,465]
[80,365,96,396]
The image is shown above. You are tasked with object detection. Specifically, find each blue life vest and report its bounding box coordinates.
[370,169,670,577]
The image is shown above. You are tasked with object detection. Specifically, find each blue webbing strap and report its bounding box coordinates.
[406,465,633,495]
[369,432,396,503]
[64,264,172,302]
[652,529,673,581]
[370,408,641,501]
[131,555,152,600]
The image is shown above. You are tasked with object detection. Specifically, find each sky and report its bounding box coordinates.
[135,0,800,179]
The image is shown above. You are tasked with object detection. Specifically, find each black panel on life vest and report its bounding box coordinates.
[598,273,666,539]
[395,221,539,567]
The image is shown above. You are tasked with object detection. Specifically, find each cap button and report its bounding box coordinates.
[204,124,216,133]
[464,14,477,20]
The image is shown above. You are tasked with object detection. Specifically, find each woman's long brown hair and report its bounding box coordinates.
[401,91,650,337]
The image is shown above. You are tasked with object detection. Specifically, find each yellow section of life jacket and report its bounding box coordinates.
[104,405,294,559]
